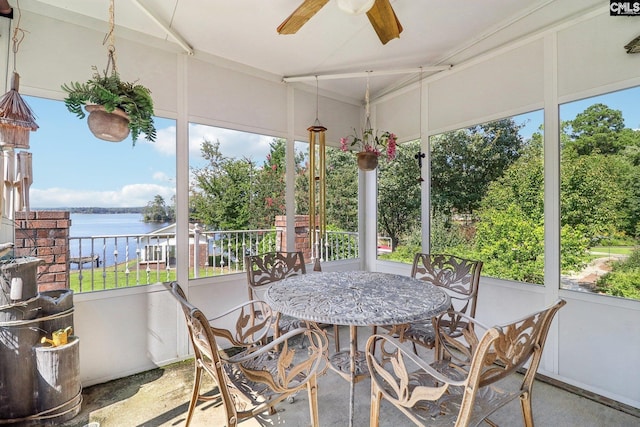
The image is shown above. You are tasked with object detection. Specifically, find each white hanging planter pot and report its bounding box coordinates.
[85,104,130,142]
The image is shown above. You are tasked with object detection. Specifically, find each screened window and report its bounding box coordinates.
[559,87,640,300]
[428,111,544,283]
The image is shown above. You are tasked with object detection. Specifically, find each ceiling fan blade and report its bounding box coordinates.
[277,0,330,35]
[625,34,640,54]
[366,0,403,45]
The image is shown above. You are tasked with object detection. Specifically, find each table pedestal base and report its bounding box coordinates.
[328,350,369,383]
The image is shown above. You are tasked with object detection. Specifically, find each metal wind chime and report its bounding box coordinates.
[308,77,326,270]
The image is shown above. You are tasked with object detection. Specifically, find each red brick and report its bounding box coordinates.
[36,254,54,264]
[35,238,55,247]
[36,211,69,220]
[34,220,58,228]
[56,220,71,228]
[37,272,56,283]
[15,211,36,220]
[46,263,66,273]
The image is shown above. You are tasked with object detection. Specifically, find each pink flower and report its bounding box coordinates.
[341,128,397,162]
[340,137,349,152]
[386,133,397,160]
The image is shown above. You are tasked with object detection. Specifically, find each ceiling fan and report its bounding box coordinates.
[277,0,403,45]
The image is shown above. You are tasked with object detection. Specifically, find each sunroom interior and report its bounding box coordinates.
[1,0,638,419]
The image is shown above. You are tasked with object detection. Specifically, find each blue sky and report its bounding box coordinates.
[24,95,273,208]
[22,85,640,208]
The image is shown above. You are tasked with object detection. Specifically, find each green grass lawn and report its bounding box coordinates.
[590,246,636,256]
[69,262,242,293]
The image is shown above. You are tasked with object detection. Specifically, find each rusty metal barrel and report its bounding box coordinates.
[0,258,80,424]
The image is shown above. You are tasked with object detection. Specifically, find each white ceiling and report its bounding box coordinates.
[26,0,605,102]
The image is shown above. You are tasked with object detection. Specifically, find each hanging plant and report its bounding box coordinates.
[60,0,156,145]
[62,67,156,144]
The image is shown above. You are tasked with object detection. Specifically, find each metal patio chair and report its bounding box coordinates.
[366,299,567,427]
[168,281,327,427]
[374,253,483,354]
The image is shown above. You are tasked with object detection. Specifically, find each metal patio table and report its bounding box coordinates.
[265,270,450,427]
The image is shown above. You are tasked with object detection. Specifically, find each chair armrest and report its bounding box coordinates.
[208,300,275,347]
[207,299,273,322]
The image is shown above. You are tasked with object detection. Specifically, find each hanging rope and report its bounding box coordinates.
[102,0,117,75]
[365,71,371,121]
[415,67,425,181]
[315,75,319,121]
[11,0,26,74]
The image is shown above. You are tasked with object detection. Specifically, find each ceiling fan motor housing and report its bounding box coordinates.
[337,0,375,15]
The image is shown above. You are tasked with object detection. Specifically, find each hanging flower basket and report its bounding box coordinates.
[85,104,130,142]
[357,151,379,171]
[60,1,156,146]
[342,124,397,171]
[62,68,156,146]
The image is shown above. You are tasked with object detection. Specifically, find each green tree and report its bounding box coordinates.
[560,152,629,243]
[325,147,358,231]
[565,103,626,155]
[472,140,546,283]
[251,139,287,229]
[474,204,545,284]
[295,145,359,233]
[378,140,421,249]
[430,118,525,215]
[142,195,173,223]
[189,139,252,229]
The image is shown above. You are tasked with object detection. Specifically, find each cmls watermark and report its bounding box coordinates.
[610,1,640,15]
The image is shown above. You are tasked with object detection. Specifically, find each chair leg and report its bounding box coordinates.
[370,386,382,427]
[520,391,534,427]
[185,364,203,427]
[333,324,340,353]
[371,326,378,356]
[307,374,320,427]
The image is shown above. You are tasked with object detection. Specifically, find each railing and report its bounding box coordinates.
[70,233,178,293]
[191,228,282,278]
[316,231,359,261]
[69,228,362,293]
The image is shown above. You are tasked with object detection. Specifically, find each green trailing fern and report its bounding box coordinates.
[61,66,156,145]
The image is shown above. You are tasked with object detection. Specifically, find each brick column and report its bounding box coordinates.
[275,215,314,263]
[14,211,70,292]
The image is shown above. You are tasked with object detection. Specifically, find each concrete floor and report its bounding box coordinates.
[57,327,638,427]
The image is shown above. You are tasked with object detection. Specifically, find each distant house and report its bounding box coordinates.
[138,223,208,269]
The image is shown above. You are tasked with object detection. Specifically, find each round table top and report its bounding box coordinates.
[265,271,451,326]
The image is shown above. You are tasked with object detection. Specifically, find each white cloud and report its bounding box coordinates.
[150,125,177,156]
[30,184,175,208]
[148,122,276,163]
[152,171,172,182]
[190,124,275,161]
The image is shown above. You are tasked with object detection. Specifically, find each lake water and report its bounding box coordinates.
[70,213,168,237]
[69,213,170,268]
